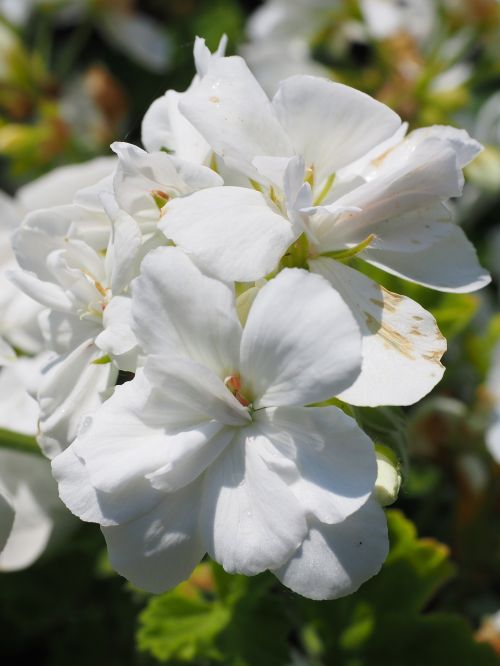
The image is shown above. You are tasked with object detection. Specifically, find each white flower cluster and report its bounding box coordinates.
[3,37,490,598]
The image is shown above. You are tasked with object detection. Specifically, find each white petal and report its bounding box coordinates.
[316,202,455,255]
[320,143,465,253]
[143,355,251,427]
[52,446,109,524]
[200,428,307,574]
[311,258,446,406]
[132,246,242,372]
[146,425,235,493]
[96,296,137,371]
[0,449,71,571]
[37,339,117,458]
[240,268,361,407]
[69,370,202,492]
[102,480,204,593]
[40,311,100,355]
[193,34,227,77]
[0,357,40,435]
[111,141,222,225]
[101,203,142,295]
[272,76,401,183]
[162,187,296,282]
[257,406,377,523]
[400,125,482,168]
[179,55,293,166]
[7,269,72,312]
[53,444,165,529]
[362,224,491,293]
[52,375,173,527]
[274,499,389,600]
[13,205,88,281]
[141,90,211,164]
[18,157,115,211]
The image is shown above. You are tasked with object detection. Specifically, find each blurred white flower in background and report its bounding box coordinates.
[0,0,172,72]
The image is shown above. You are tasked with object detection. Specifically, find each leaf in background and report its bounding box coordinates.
[137,562,291,665]
[296,511,498,665]
[467,314,500,379]
[360,510,456,614]
[429,293,479,341]
[137,592,230,663]
[352,405,410,478]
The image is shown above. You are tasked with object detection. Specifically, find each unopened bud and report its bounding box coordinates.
[374,443,402,507]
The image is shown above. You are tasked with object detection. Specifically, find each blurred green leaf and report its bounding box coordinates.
[361,510,456,613]
[138,564,290,665]
[467,314,500,379]
[352,406,410,478]
[429,293,479,340]
[363,613,500,666]
[296,511,497,665]
[138,593,230,662]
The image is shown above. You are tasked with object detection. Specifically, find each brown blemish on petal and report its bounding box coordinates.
[423,350,445,364]
[365,312,416,359]
[209,96,220,104]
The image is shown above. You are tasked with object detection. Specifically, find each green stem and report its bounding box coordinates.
[0,428,43,457]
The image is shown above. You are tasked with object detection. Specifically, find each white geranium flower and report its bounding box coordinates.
[0,157,115,355]
[53,247,388,600]
[158,55,489,405]
[241,0,332,96]
[360,0,436,43]
[0,449,74,571]
[10,191,150,457]
[0,0,171,72]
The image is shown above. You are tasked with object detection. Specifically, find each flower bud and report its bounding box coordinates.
[374,443,402,507]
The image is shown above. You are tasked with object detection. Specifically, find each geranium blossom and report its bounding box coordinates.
[53,247,388,600]
[154,53,489,406]
[9,181,149,456]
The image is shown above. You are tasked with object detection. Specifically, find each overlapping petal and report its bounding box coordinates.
[274,498,389,600]
[200,427,307,574]
[311,258,446,406]
[162,187,297,282]
[272,76,401,183]
[132,246,242,371]
[240,268,361,407]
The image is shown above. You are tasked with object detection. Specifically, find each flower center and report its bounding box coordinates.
[151,189,170,212]
[224,374,251,407]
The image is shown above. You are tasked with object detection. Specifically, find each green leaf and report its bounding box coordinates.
[429,293,479,340]
[137,592,230,663]
[363,613,500,666]
[138,563,291,666]
[351,406,409,478]
[360,510,456,613]
[467,313,500,379]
